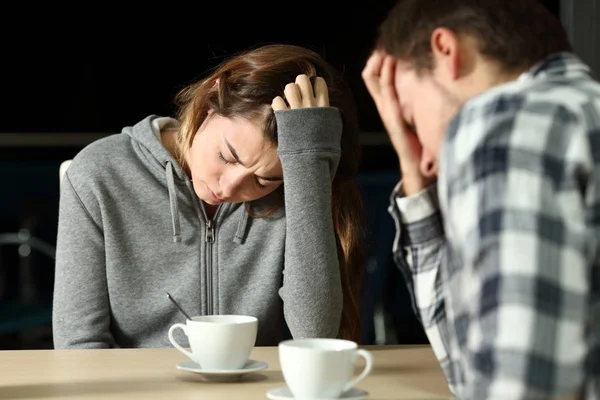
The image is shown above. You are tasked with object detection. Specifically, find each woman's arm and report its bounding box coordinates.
[275,105,343,338]
[52,165,116,348]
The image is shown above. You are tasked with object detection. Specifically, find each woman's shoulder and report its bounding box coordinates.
[65,133,138,186]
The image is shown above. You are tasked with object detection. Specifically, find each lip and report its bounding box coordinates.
[207,185,223,202]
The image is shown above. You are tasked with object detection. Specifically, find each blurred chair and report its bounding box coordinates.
[0,161,65,348]
[59,160,72,186]
[0,230,55,336]
[0,218,55,348]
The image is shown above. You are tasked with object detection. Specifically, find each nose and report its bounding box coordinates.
[419,148,438,178]
[219,169,246,198]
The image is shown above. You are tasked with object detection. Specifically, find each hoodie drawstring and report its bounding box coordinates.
[233,206,250,244]
[165,162,182,243]
[166,161,250,244]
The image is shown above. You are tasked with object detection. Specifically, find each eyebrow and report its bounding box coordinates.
[225,139,283,182]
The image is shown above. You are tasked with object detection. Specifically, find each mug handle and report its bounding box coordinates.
[343,348,374,392]
[168,323,193,360]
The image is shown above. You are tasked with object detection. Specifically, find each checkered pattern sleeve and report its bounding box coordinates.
[389,182,457,393]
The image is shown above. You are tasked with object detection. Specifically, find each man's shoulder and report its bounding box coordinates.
[442,75,600,184]
[447,76,600,151]
[457,71,599,131]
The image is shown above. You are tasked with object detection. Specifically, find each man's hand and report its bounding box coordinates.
[362,51,434,195]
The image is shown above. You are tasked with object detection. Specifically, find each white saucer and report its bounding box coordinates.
[266,386,369,400]
[176,359,268,382]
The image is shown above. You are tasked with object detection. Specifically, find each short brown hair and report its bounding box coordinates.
[377,0,572,74]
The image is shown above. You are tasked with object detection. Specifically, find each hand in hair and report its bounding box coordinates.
[362,51,435,195]
[272,74,329,111]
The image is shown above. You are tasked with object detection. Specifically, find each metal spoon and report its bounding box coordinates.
[166,292,192,321]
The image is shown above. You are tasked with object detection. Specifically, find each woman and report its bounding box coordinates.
[52,44,366,348]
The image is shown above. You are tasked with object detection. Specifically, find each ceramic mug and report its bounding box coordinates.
[168,315,257,371]
[278,338,374,399]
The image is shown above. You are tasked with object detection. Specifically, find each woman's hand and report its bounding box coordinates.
[272,74,329,111]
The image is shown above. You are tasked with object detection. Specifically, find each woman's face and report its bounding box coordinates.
[186,112,283,206]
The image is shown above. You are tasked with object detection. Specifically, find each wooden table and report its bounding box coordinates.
[0,345,452,399]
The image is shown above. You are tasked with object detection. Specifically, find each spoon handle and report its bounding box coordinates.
[166,292,192,321]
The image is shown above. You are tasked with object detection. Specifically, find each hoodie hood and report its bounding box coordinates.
[121,114,250,244]
[125,114,187,179]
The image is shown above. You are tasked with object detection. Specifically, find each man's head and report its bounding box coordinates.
[377,0,571,163]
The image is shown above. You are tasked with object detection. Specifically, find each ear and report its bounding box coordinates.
[430,27,461,80]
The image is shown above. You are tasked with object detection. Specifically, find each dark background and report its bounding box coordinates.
[0,0,561,348]
[1,0,560,136]
[1,3,400,136]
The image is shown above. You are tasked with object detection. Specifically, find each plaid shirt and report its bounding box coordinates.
[389,52,600,399]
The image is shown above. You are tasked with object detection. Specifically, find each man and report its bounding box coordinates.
[362,1,600,399]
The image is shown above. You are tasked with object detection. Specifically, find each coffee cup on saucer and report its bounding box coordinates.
[274,338,373,399]
[168,314,257,371]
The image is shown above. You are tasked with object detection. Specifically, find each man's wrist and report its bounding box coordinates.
[401,171,435,196]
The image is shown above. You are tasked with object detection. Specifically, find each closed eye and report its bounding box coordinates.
[220,151,270,189]
[218,152,233,164]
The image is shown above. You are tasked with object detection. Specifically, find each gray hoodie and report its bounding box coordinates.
[52,107,344,348]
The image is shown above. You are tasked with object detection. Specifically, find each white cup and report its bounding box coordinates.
[278,338,374,399]
[168,315,257,371]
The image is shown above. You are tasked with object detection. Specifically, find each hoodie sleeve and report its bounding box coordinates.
[274,106,343,338]
[52,167,117,348]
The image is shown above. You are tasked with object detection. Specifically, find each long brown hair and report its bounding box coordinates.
[173,44,366,341]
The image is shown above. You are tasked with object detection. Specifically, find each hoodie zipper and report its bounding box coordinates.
[205,218,215,315]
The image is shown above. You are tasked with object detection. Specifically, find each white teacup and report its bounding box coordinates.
[279,338,374,399]
[168,315,257,371]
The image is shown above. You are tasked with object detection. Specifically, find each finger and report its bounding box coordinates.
[313,77,329,107]
[362,51,384,79]
[295,74,314,106]
[361,51,385,97]
[271,96,288,111]
[380,55,400,107]
[284,82,302,109]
